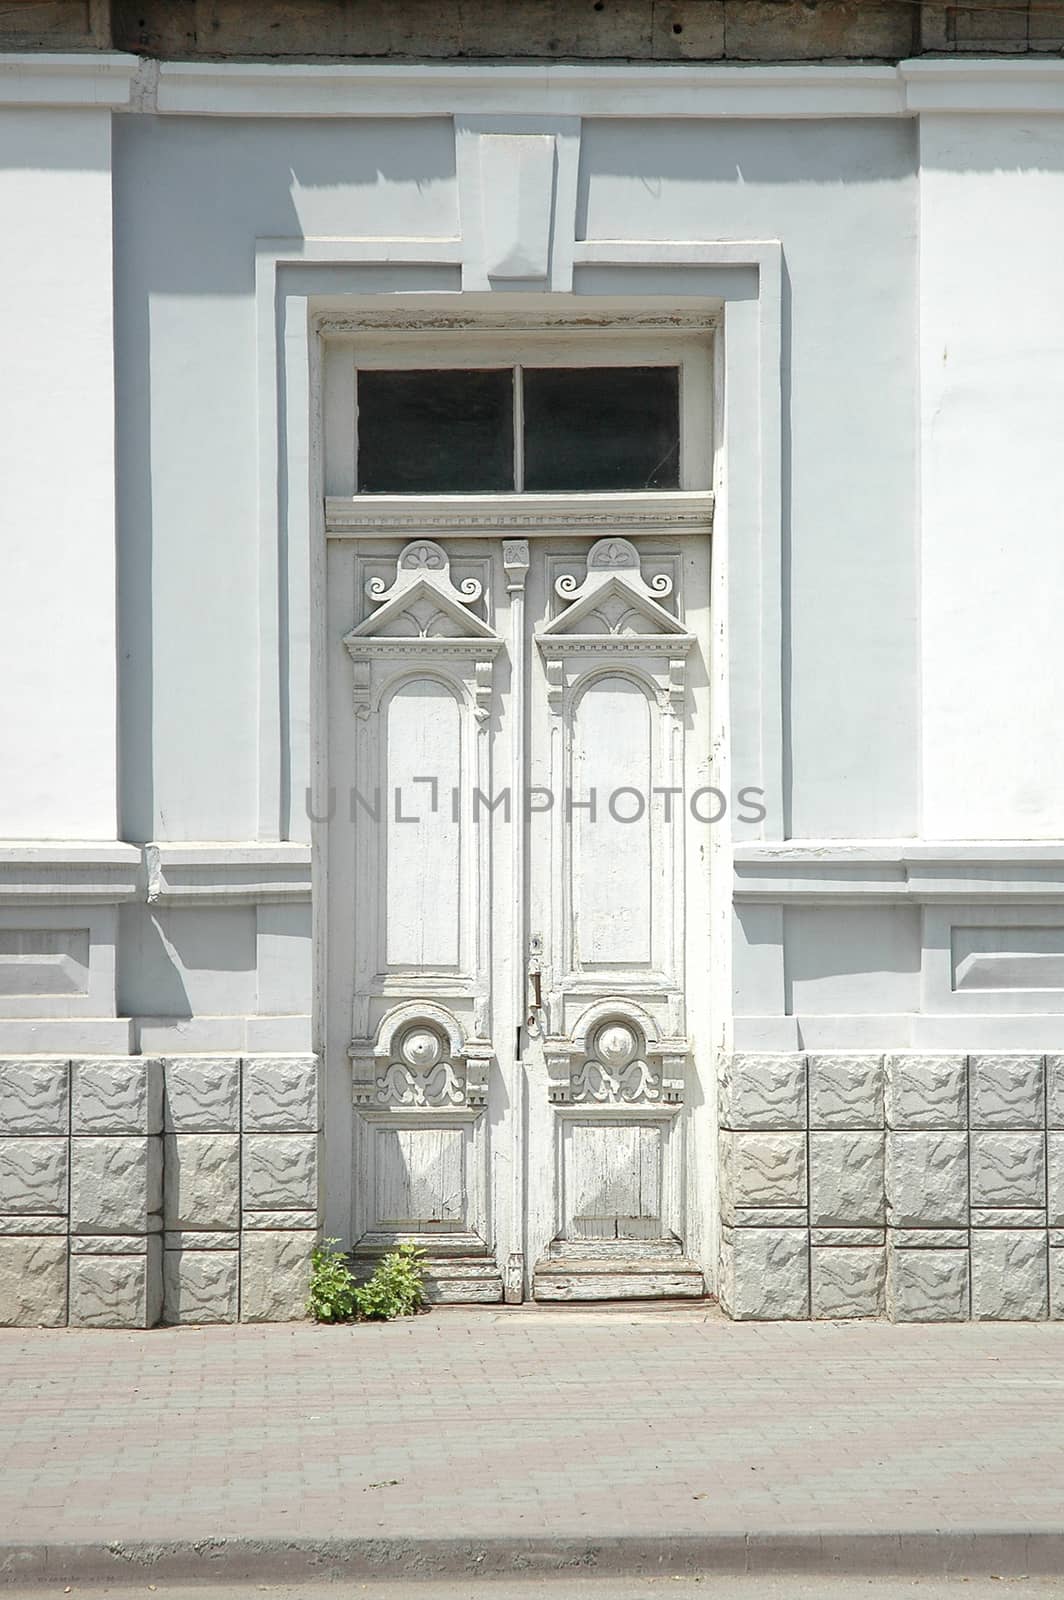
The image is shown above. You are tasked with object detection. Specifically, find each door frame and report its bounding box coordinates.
[260,272,784,1297]
[316,308,719,1297]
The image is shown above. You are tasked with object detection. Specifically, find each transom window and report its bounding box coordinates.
[356,366,681,495]
[322,325,715,501]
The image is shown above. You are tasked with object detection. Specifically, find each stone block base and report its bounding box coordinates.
[719,1227,809,1319]
[0,1236,67,1327]
[0,1053,321,1328]
[69,1239,163,1328]
[720,1051,1064,1324]
[163,1248,240,1324]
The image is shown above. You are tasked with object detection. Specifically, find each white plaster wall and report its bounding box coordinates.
[919,115,1064,840]
[578,118,919,840]
[114,116,458,842]
[0,109,118,839]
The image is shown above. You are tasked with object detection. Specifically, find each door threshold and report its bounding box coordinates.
[429,1296,721,1317]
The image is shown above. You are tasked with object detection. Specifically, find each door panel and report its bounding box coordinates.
[564,1120,662,1239]
[572,676,654,968]
[384,680,463,970]
[374,1125,467,1230]
[329,530,710,1302]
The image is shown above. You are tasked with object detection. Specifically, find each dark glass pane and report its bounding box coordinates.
[523,367,680,492]
[357,369,514,493]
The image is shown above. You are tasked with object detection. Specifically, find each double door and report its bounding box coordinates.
[326,529,712,1300]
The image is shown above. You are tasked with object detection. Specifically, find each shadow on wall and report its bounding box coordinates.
[118,905,257,1019]
[784,906,922,1016]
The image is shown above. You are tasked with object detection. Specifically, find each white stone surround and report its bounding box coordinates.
[720,1052,1064,1321]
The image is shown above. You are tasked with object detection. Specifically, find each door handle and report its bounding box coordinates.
[527,935,544,1028]
[527,968,542,1028]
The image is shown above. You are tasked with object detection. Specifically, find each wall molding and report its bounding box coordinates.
[0,844,141,904]
[734,842,1064,904]
[0,843,311,906]
[145,843,312,905]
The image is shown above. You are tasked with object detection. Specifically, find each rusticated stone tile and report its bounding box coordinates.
[1046,1133,1064,1225]
[811,1227,884,1247]
[0,1236,67,1327]
[242,1056,320,1133]
[718,1054,805,1131]
[163,1134,239,1231]
[1051,1248,1064,1319]
[719,1131,807,1219]
[70,1235,148,1255]
[240,1230,314,1322]
[241,1135,319,1212]
[71,1058,163,1136]
[885,1054,967,1130]
[0,1215,67,1235]
[971,1230,1048,1321]
[164,1230,239,1251]
[163,1057,241,1133]
[971,1208,1046,1229]
[69,1137,162,1235]
[811,1247,885,1319]
[887,1248,969,1322]
[970,1133,1045,1208]
[730,1207,807,1228]
[240,1209,318,1230]
[969,1055,1045,1130]
[886,1132,968,1228]
[719,1227,809,1320]
[891,1228,968,1249]
[0,1137,68,1215]
[808,1055,884,1130]
[69,1239,162,1328]
[0,1059,68,1135]
[809,1132,885,1227]
[1047,1056,1064,1129]
[163,1249,239,1325]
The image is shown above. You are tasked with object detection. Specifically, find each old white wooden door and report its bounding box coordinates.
[328,526,712,1302]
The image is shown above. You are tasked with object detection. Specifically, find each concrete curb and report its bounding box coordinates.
[2,1531,1064,1586]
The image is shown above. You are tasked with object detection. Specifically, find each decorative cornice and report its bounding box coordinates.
[900,58,1064,114]
[733,841,1064,904]
[154,59,904,118]
[326,493,714,540]
[536,634,697,656]
[143,58,1064,121]
[2,56,1060,119]
[344,636,504,658]
[0,52,138,108]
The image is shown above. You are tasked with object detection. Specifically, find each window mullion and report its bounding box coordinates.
[513,365,524,494]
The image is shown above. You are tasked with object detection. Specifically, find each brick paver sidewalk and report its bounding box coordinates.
[3,1307,1064,1580]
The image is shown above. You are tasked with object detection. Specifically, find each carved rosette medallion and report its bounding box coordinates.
[546,1010,687,1107]
[351,1005,490,1110]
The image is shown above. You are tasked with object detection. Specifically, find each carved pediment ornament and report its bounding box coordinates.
[342,539,502,721]
[535,538,695,715]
